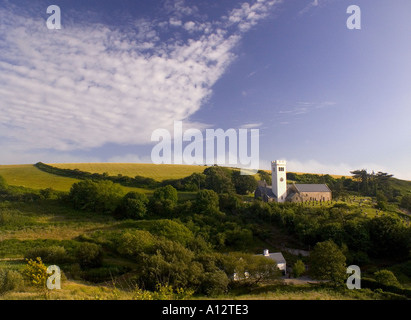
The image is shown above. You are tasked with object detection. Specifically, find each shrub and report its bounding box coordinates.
[149,185,178,216]
[114,191,149,220]
[74,243,104,269]
[292,260,306,278]
[25,246,70,265]
[69,180,123,214]
[0,270,24,293]
[374,270,401,287]
[199,270,229,296]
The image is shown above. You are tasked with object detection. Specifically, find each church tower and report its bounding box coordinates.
[271,160,287,203]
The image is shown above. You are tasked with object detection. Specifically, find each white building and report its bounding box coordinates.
[258,249,287,275]
[255,159,332,203]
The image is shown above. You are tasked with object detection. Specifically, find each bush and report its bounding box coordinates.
[114,192,149,220]
[25,246,70,265]
[195,189,220,214]
[74,243,104,269]
[0,270,24,293]
[149,185,178,216]
[374,270,401,287]
[292,260,306,278]
[68,180,123,214]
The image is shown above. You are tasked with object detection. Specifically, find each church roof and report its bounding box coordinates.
[293,184,331,193]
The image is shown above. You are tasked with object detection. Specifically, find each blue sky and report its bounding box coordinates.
[0,0,410,179]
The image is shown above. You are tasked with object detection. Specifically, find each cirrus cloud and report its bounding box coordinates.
[0,0,281,158]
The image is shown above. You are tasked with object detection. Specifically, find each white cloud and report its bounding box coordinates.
[0,0,279,162]
[240,122,263,129]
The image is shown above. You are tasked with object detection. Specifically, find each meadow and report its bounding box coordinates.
[0,162,410,301]
[50,163,208,181]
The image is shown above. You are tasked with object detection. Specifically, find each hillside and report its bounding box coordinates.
[50,163,208,181]
[0,162,410,300]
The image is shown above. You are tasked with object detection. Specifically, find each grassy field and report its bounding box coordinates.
[50,163,209,181]
[0,165,80,192]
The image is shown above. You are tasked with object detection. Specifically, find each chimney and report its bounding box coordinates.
[263,249,269,256]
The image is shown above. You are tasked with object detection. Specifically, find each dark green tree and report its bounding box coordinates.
[195,189,220,214]
[68,179,123,214]
[309,240,347,285]
[232,170,258,195]
[114,191,149,219]
[203,166,235,194]
[149,185,178,216]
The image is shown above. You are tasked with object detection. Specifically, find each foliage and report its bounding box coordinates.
[25,246,70,265]
[195,189,220,214]
[68,179,123,214]
[114,191,149,220]
[309,240,347,285]
[149,185,178,215]
[0,269,24,294]
[133,283,194,300]
[137,238,202,290]
[203,166,235,194]
[367,216,409,259]
[116,230,156,259]
[134,219,194,246]
[232,171,258,195]
[292,260,306,278]
[374,270,401,288]
[74,242,104,269]
[400,194,411,211]
[23,257,48,290]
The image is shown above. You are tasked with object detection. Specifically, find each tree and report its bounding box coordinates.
[309,240,346,285]
[232,170,258,195]
[195,189,220,214]
[114,191,149,219]
[68,179,123,214]
[149,185,178,216]
[139,239,202,290]
[116,230,156,259]
[292,260,306,278]
[350,169,369,195]
[203,166,235,194]
[367,216,409,259]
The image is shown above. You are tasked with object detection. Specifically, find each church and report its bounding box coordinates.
[254,160,332,203]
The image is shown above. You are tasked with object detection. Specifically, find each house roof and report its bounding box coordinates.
[257,252,286,264]
[256,181,276,199]
[293,184,331,193]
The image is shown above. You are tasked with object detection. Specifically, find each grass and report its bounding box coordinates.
[50,163,209,181]
[0,165,80,191]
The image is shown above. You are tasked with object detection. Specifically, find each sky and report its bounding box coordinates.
[0,0,410,179]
